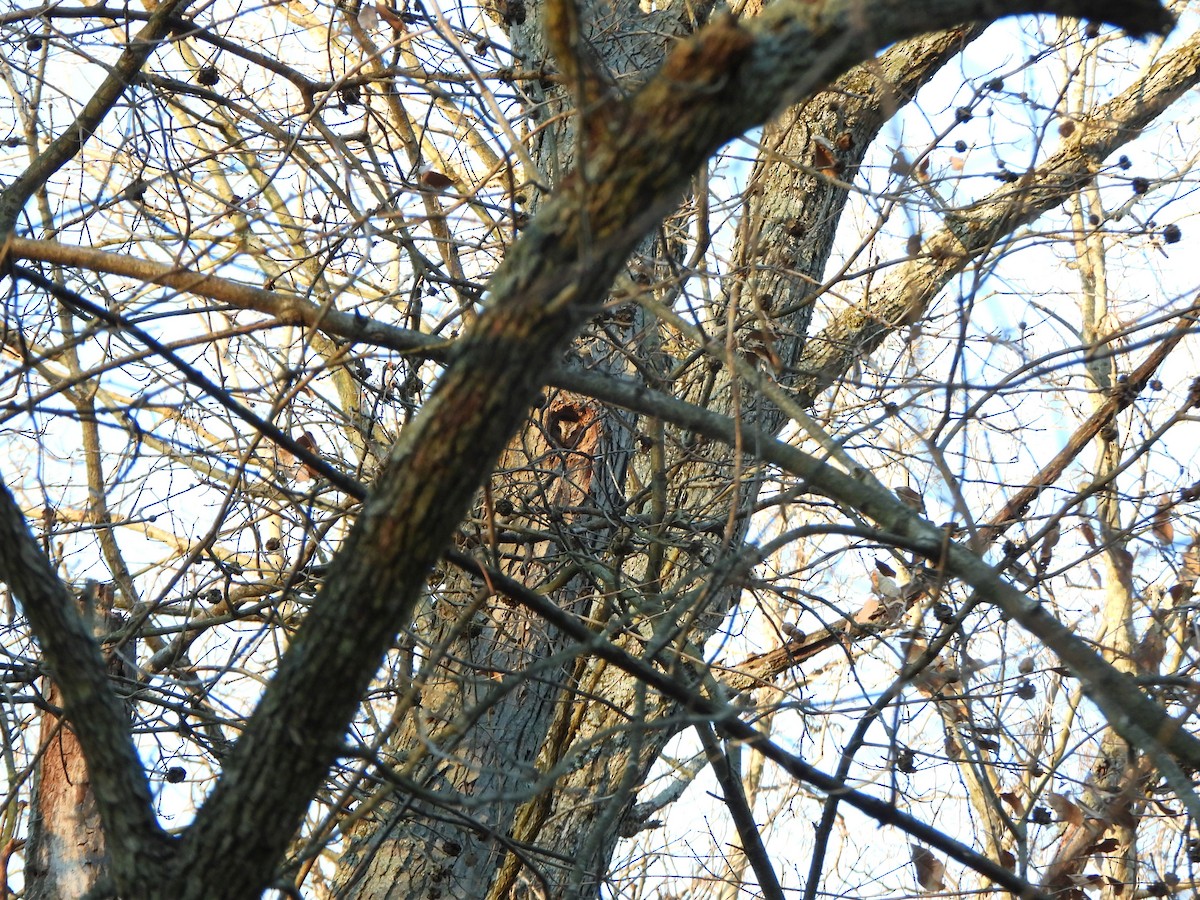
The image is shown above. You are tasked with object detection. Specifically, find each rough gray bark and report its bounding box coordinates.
[0,486,173,896]
[0,0,1187,898]
[334,17,983,900]
[335,7,1200,900]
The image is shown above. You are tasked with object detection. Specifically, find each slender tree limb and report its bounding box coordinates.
[12,226,1196,548]
[560,360,1200,768]
[447,550,1048,899]
[794,24,1200,402]
[14,1,1164,894]
[15,234,1198,880]
[0,0,194,236]
[0,5,200,873]
[0,486,174,888]
[737,25,982,386]
[5,238,447,361]
[10,266,363,498]
[974,297,1200,549]
[801,604,979,900]
[696,723,786,900]
[11,6,1195,434]
[717,298,1199,686]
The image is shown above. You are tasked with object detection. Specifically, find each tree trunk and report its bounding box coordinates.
[26,583,131,900]
[336,10,978,896]
[0,1,1188,898]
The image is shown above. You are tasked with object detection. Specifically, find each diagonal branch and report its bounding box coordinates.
[795,24,1200,402]
[0,7,196,885]
[11,266,363,497]
[974,297,1200,549]
[5,237,445,360]
[149,1,1176,894]
[448,549,1049,899]
[0,0,194,236]
[696,722,787,900]
[0,485,173,886]
[553,363,1200,781]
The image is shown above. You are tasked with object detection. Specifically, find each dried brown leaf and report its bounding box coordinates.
[1039,521,1061,570]
[1047,791,1084,826]
[1153,497,1176,545]
[910,845,946,892]
[1112,804,1137,830]
[744,328,783,372]
[1134,620,1165,674]
[1079,521,1098,548]
[376,2,408,29]
[895,484,925,512]
[855,596,900,628]
[293,431,320,482]
[1183,536,1200,584]
[1000,791,1024,814]
[419,168,454,189]
[813,143,840,179]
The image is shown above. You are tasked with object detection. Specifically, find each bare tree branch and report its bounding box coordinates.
[169,4,1176,893]
[2,0,1178,894]
[0,485,174,888]
[795,24,1200,402]
[0,0,194,235]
